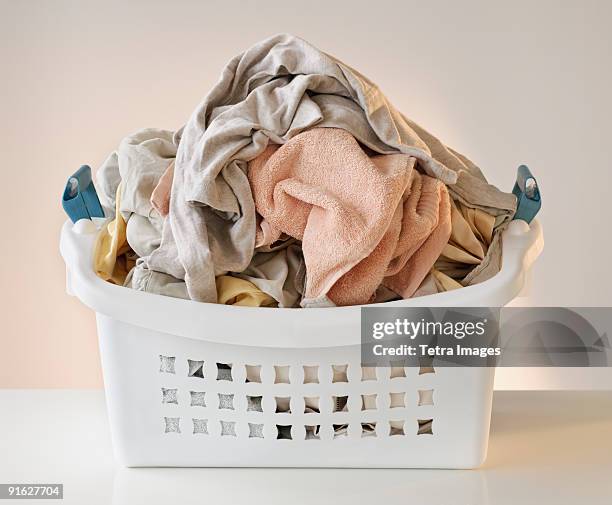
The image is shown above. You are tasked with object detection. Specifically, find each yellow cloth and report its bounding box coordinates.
[216,276,277,307]
[434,199,495,282]
[93,184,134,284]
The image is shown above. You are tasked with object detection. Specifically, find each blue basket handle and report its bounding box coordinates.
[62,165,105,223]
[512,165,541,224]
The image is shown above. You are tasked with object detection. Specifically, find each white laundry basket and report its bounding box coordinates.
[60,219,543,468]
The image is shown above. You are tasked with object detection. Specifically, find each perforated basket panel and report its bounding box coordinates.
[96,314,494,468]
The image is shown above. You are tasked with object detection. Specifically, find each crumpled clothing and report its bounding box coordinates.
[381,171,452,299]
[92,183,135,284]
[125,259,280,307]
[117,129,176,220]
[125,213,163,258]
[127,245,304,307]
[435,199,495,280]
[248,128,451,306]
[140,140,306,307]
[97,34,517,306]
[413,268,463,297]
[145,33,500,304]
[414,199,498,296]
[95,128,175,260]
[125,259,189,299]
[234,244,305,308]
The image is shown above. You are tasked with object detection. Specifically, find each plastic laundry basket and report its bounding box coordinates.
[60,218,543,468]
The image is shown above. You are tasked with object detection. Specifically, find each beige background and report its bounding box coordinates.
[1,0,611,389]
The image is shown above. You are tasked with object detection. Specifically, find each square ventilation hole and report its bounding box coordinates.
[216,363,233,381]
[218,393,235,410]
[361,422,377,437]
[187,359,204,378]
[303,365,319,384]
[275,396,291,413]
[164,416,181,433]
[361,366,377,381]
[248,423,264,438]
[276,425,292,440]
[190,391,206,407]
[419,357,435,375]
[161,387,178,404]
[418,419,434,435]
[245,364,262,383]
[274,365,290,384]
[332,364,348,383]
[389,392,406,408]
[389,420,405,436]
[304,396,320,413]
[333,424,348,438]
[390,361,406,378]
[361,393,377,411]
[333,395,348,412]
[159,355,176,374]
[305,425,320,440]
[192,418,208,435]
[418,389,434,406]
[220,420,237,436]
[247,395,263,412]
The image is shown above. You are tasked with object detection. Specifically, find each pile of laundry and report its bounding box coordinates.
[89,34,520,308]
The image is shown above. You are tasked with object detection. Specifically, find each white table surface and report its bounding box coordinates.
[0,390,610,504]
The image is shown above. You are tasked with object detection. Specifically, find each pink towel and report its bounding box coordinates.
[330,171,452,305]
[150,160,174,216]
[248,127,451,306]
[382,172,452,298]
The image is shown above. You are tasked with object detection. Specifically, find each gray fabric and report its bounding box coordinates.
[114,129,305,306]
[234,243,304,308]
[255,233,296,253]
[463,231,504,285]
[125,258,189,299]
[95,151,120,217]
[301,296,336,309]
[95,129,177,219]
[146,33,481,303]
[117,128,176,220]
[127,242,305,307]
[126,213,163,258]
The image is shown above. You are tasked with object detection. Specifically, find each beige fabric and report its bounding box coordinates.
[436,199,496,282]
[414,199,498,297]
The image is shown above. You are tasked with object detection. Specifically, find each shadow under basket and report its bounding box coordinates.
[60,219,543,468]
